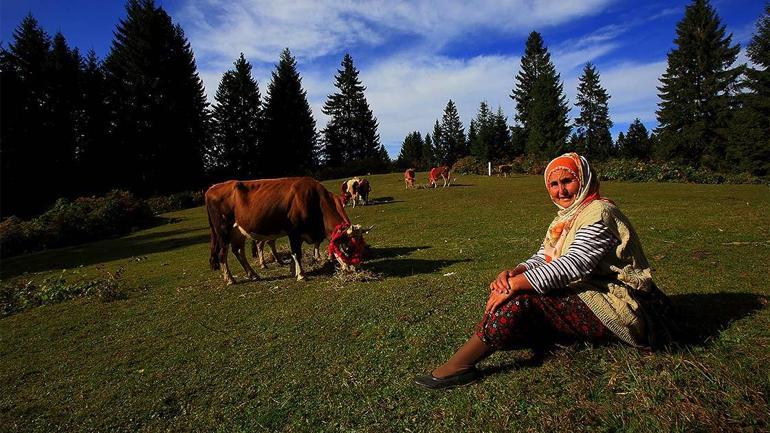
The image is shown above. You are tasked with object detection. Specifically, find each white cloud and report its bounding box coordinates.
[178,0,615,66]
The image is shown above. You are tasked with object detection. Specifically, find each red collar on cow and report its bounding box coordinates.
[328,223,367,266]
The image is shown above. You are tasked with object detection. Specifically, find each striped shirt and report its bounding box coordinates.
[521,222,618,294]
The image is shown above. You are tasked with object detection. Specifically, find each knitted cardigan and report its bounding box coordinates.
[558,199,654,346]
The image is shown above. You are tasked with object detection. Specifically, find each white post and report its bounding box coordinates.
[488,162,492,176]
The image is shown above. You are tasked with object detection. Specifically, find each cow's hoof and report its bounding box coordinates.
[296,274,306,281]
[247,274,260,281]
[225,278,236,286]
[259,264,267,270]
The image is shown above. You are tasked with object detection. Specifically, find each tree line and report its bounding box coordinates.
[1,0,388,218]
[397,0,769,177]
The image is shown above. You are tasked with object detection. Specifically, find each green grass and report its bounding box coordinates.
[1,173,769,432]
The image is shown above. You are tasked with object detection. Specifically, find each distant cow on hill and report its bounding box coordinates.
[428,166,451,188]
[205,177,369,284]
[356,179,371,206]
[497,164,513,177]
[340,177,361,207]
[404,169,416,189]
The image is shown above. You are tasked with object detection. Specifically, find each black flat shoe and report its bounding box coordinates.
[414,368,481,390]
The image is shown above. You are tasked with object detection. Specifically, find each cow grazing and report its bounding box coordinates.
[428,166,451,188]
[404,169,416,189]
[356,179,371,206]
[206,177,370,284]
[497,164,513,177]
[341,177,361,207]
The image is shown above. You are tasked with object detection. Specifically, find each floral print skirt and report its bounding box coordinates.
[475,291,616,350]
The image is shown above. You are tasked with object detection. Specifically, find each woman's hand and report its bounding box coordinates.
[490,266,526,294]
[485,289,513,315]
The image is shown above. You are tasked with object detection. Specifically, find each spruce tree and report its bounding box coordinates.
[396,131,424,169]
[511,31,570,158]
[574,62,613,160]
[656,0,741,170]
[209,53,262,180]
[77,50,110,194]
[261,48,318,177]
[321,53,386,173]
[47,33,82,194]
[618,119,652,160]
[438,100,466,164]
[0,14,53,216]
[469,101,492,161]
[431,120,444,164]
[422,133,435,169]
[491,107,512,161]
[726,3,770,176]
[104,0,208,195]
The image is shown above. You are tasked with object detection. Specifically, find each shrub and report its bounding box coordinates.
[146,190,204,215]
[451,156,485,175]
[0,267,132,317]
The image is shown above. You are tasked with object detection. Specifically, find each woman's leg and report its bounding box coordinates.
[431,334,491,378]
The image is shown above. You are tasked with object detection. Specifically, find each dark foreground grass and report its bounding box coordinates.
[1,173,769,432]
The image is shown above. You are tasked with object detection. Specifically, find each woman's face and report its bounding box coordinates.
[547,169,580,207]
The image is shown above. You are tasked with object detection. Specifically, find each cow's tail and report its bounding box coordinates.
[206,194,224,271]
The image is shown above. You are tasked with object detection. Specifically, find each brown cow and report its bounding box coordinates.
[497,164,513,177]
[404,168,416,189]
[428,166,451,188]
[356,179,371,206]
[206,177,369,284]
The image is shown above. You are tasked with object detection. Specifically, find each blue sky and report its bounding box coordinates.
[1,0,765,158]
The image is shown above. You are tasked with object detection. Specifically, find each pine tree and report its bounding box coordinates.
[47,33,82,194]
[656,0,741,170]
[726,3,770,176]
[396,131,424,169]
[511,31,570,158]
[431,120,444,164]
[422,133,435,169]
[104,0,208,194]
[77,49,110,194]
[0,14,53,216]
[491,107,512,161]
[321,53,386,173]
[208,53,262,179]
[618,119,652,160]
[438,100,466,164]
[261,48,318,177]
[574,62,613,160]
[469,101,492,161]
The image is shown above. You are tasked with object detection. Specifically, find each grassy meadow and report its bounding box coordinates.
[1,173,769,432]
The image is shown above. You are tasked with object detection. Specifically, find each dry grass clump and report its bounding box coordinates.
[333,268,383,282]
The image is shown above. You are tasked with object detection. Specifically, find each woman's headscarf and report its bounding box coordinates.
[542,153,603,262]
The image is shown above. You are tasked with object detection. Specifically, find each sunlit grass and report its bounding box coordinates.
[1,173,768,432]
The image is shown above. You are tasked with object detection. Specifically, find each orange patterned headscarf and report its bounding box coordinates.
[543,153,603,262]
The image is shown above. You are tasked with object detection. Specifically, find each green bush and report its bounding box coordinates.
[146,190,204,215]
[0,267,132,317]
[451,156,486,175]
[0,190,154,258]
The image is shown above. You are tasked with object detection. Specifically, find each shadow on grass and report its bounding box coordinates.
[368,258,471,277]
[1,225,210,279]
[367,246,430,259]
[669,292,768,346]
[363,196,403,206]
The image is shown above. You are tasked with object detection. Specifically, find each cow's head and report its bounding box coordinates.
[328,223,371,271]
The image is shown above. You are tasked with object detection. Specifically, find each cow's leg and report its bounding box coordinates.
[219,233,236,285]
[313,242,321,261]
[255,240,268,269]
[231,232,259,281]
[289,235,305,281]
[268,240,286,265]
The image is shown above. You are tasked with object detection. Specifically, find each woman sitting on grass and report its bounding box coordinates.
[415,152,672,390]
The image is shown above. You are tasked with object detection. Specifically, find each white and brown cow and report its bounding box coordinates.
[497,164,513,177]
[428,166,451,188]
[206,177,369,284]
